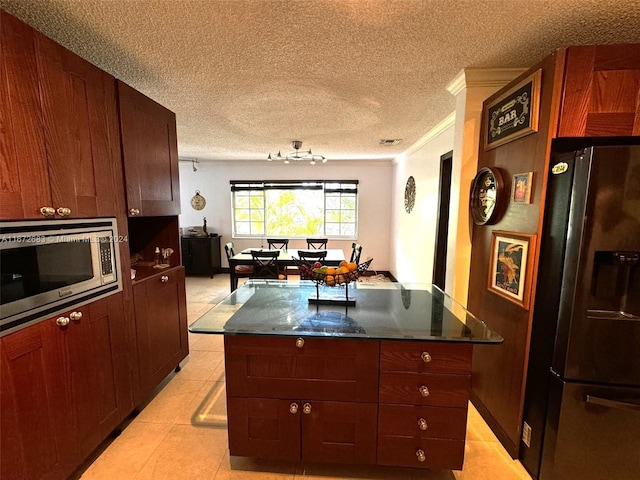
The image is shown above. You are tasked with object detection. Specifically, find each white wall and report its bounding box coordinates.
[390,120,455,284]
[178,160,393,271]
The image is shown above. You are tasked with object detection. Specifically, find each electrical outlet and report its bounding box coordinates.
[522,422,532,447]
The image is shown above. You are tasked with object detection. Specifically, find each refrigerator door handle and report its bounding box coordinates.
[585,395,640,412]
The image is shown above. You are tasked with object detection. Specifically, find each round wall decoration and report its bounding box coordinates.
[470,167,504,225]
[404,176,416,213]
[190,190,206,211]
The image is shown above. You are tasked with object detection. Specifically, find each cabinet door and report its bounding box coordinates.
[118,80,180,217]
[227,397,300,461]
[0,294,133,480]
[0,318,75,480]
[133,267,188,404]
[65,294,133,460]
[302,401,377,465]
[0,11,51,220]
[35,32,121,218]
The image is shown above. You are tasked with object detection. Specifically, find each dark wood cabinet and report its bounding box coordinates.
[181,235,222,277]
[224,335,472,470]
[132,267,188,405]
[225,336,379,464]
[0,294,132,480]
[377,341,471,470]
[558,44,640,137]
[118,80,180,217]
[0,10,122,221]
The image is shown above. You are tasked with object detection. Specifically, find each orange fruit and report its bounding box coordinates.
[325,275,336,286]
[339,260,348,267]
[347,262,357,271]
[336,266,348,274]
[326,267,336,275]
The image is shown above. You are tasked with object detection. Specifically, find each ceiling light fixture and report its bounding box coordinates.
[267,140,327,165]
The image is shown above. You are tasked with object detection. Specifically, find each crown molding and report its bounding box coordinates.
[446,67,528,96]
[393,111,456,164]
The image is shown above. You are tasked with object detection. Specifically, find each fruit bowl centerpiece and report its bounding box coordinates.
[293,257,373,306]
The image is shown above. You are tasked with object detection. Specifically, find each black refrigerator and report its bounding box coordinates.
[520,145,640,480]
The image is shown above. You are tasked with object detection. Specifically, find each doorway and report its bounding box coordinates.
[432,151,452,290]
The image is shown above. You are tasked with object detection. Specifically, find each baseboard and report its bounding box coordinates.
[470,390,520,459]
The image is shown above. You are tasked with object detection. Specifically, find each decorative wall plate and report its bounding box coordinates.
[404,176,416,213]
[470,167,504,225]
[190,190,206,210]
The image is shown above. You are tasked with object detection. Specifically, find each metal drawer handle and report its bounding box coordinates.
[302,403,312,414]
[40,206,55,217]
[69,311,83,321]
[586,395,640,412]
[421,351,432,363]
[419,385,430,397]
[129,208,140,216]
[161,275,169,283]
[56,316,70,327]
[416,449,426,462]
[56,207,71,217]
[418,418,428,430]
[295,337,304,348]
[289,402,299,414]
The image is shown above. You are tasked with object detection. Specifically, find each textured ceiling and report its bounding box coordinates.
[2,0,640,162]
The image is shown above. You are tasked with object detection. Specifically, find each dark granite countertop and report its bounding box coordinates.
[189,280,502,344]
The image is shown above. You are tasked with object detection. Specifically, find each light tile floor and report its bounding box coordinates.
[79,275,531,480]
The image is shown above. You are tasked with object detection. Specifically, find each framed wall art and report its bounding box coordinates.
[487,231,536,309]
[484,69,542,150]
[511,172,533,204]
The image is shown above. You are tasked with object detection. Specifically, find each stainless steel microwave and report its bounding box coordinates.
[0,218,123,336]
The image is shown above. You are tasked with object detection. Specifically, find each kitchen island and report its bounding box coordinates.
[189,280,502,470]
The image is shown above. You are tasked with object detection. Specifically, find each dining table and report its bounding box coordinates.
[228,248,346,291]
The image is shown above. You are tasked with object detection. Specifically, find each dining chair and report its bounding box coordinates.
[224,242,253,290]
[306,238,328,249]
[350,242,363,265]
[250,250,282,279]
[267,239,290,277]
[296,249,328,272]
[267,238,289,251]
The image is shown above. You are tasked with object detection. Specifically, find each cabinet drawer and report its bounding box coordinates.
[378,404,467,440]
[377,436,465,470]
[225,336,379,402]
[380,341,471,374]
[379,372,470,407]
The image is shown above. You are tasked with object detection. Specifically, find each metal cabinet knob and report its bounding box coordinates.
[289,402,299,414]
[69,311,83,321]
[421,351,432,363]
[56,317,70,327]
[419,385,430,397]
[40,207,55,217]
[302,403,312,414]
[56,207,71,217]
[161,275,169,283]
[418,418,428,430]
[416,449,426,462]
[129,208,140,216]
[295,337,304,348]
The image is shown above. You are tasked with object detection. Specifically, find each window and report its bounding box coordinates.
[231,180,358,239]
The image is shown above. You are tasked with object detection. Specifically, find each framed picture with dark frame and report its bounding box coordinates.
[487,231,536,309]
[484,69,542,150]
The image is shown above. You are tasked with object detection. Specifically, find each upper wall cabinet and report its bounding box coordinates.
[117,81,181,217]
[0,11,122,220]
[558,44,640,137]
